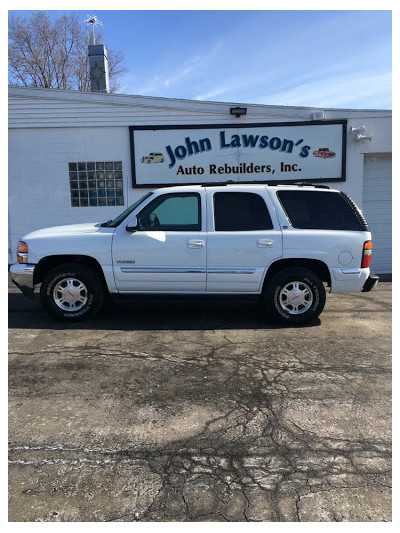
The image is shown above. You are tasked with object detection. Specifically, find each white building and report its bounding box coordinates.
[8,85,392,274]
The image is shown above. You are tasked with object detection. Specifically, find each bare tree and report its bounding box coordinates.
[8,11,126,92]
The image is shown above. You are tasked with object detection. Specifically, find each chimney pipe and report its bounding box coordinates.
[88,44,110,93]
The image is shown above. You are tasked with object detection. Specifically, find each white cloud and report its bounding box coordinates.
[259,72,392,109]
[194,86,230,101]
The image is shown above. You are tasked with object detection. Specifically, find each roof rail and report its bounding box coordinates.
[292,181,331,189]
[200,180,235,187]
[200,180,331,188]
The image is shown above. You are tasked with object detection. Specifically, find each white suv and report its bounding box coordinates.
[10,184,378,325]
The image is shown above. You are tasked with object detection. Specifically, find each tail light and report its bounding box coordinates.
[361,240,372,268]
[17,241,28,263]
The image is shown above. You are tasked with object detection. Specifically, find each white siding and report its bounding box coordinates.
[8,86,392,129]
[8,127,132,261]
[362,155,392,274]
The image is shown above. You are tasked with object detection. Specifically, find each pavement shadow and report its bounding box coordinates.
[8,293,321,331]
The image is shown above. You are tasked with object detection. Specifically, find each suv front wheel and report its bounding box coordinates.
[263,267,326,325]
[40,263,104,321]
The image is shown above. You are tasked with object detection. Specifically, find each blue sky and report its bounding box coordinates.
[10,8,392,109]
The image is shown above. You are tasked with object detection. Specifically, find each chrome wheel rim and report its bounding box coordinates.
[53,278,88,311]
[279,281,313,315]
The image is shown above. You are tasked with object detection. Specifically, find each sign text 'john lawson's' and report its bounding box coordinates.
[166,131,311,169]
[130,121,346,186]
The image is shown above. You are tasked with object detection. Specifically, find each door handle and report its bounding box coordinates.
[187,239,205,249]
[257,239,274,248]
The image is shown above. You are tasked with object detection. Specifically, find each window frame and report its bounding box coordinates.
[212,191,274,232]
[136,192,202,232]
[276,189,366,231]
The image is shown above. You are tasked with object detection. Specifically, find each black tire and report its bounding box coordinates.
[263,267,326,325]
[40,263,104,321]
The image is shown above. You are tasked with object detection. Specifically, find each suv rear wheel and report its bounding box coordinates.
[40,263,104,321]
[263,267,326,325]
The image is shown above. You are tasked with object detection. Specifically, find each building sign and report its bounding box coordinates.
[129,120,346,187]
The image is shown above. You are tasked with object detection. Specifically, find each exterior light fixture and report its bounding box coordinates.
[350,125,373,142]
[230,107,247,118]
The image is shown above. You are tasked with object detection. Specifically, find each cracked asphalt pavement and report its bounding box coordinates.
[8,281,392,522]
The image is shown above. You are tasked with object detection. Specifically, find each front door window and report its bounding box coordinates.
[137,193,201,231]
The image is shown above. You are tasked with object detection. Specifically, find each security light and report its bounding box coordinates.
[350,126,373,142]
[230,107,247,118]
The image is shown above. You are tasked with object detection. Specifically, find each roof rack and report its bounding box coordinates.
[200,180,331,189]
[292,181,331,189]
[200,180,235,187]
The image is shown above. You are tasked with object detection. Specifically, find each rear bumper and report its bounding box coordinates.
[9,263,36,295]
[330,267,370,292]
[362,274,379,292]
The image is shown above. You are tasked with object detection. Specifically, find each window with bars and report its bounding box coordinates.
[68,161,124,207]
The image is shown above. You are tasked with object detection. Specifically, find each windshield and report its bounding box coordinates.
[102,192,153,227]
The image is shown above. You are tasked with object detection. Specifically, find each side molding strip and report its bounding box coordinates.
[120,266,256,275]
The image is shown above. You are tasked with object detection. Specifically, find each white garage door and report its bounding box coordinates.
[362,154,392,274]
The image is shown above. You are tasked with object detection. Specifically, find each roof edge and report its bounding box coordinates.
[8,85,392,114]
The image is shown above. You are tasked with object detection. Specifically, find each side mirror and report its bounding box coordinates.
[126,216,138,233]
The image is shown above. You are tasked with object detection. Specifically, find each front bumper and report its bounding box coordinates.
[9,263,36,296]
[362,274,379,292]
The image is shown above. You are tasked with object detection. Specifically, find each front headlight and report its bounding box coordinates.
[17,241,28,263]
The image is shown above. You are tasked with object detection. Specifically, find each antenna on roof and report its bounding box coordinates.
[84,14,103,45]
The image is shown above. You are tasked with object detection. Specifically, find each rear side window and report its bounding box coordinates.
[214,192,273,231]
[277,190,367,231]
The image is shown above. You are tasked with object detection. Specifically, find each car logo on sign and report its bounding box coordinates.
[312,147,336,158]
[140,152,165,164]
